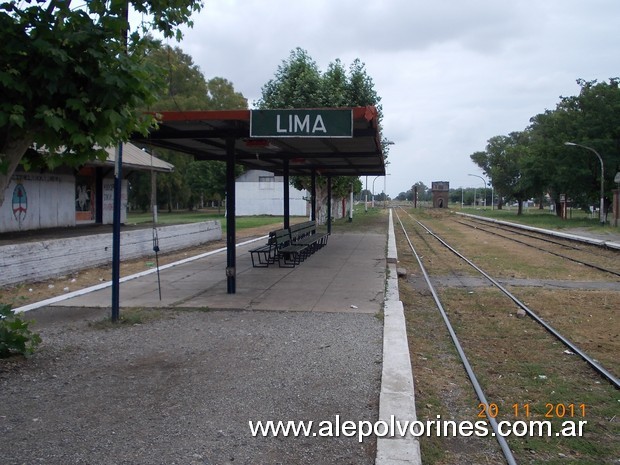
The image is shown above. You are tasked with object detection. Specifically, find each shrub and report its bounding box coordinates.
[0,304,42,358]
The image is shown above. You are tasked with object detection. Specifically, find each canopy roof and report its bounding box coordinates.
[101,143,174,173]
[131,106,385,176]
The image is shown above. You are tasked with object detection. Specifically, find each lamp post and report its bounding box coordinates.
[372,175,381,208]
[382,174,391,208]
[564,142,605,225]
[384,174,387,208]
[468,174,487,208]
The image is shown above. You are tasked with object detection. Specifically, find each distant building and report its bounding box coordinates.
[0,143,173,233]
[235,170,308,216]
[431,181,449,208]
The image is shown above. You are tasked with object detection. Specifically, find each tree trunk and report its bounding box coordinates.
[555,200,563,217]
[0,134,35,207]
[517,200,523,215]
[167,184,172,213]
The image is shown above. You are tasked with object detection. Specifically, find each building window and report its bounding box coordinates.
[259,176,275,190]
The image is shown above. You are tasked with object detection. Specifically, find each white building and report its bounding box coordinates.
[0,143,173,233]
[235,170,308,216]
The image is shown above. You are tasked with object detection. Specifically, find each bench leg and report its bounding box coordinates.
[278,252,297,268]
[251,251,269,268]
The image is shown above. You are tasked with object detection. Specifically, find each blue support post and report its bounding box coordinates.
[111,142,123,321]
[226,137,236,294]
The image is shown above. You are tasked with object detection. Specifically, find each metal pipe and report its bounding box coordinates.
[564,142,605,225]
[469,173,487,208]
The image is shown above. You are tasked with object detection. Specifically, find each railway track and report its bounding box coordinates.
[455,215,620,278]
[393,207,619,464]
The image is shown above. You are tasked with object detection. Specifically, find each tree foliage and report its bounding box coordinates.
[146,45,247,112]
[395,182,433,202]
[257,48,386,221]
[128,43,247,212]
[0,0,203,206]
[470,78,620,217]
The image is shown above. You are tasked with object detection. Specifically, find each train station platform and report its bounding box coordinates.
[9,215,421,465]
[46,232,387,314]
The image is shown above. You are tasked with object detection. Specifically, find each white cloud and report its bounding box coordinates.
[166,0,620,196]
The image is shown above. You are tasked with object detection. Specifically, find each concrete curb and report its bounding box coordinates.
[376,210,421,465]
[387,211,398,263]
[456,212,620,250]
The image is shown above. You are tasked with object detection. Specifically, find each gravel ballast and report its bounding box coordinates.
[0,308,383,465]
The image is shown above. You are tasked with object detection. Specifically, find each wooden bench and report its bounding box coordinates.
[249,222,329,268]
[249,231,277,267]
[274,228,309,267]
[290,221,329,253]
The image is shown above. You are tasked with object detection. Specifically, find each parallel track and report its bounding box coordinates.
[396,207,619,388]
[394,209,518,465]
[394,207,619,463]
[456,216,620,278]
[394,207,620,465]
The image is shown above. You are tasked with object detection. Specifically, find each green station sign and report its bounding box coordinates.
[250,109,353,138]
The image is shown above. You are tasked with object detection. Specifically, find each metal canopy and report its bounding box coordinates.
[104,105,386,312]
[131,106,385,176]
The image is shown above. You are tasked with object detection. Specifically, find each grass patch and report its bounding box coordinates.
[127,210,306,233]
[438,286,620,464]
[89,307,166,329]
[454,206,608,233]
[329,205,388,234]
[396,209,619,463]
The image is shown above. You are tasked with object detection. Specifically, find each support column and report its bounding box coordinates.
[311,169,317,221]
[613,189,619,227]
[327,176,332,234]
[111,142,123,321]
[151,168,158,224]
[226,137,236,294]
[95,167,103,224]
[283,158,290,229]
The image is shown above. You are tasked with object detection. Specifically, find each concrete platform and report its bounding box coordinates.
[50,232,387,314]
[29,221,421,464]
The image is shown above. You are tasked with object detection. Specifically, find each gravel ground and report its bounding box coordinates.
[0,307,383,465]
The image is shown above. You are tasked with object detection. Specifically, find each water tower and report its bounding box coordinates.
[432,181,449,208]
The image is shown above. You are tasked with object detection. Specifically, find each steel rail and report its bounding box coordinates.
[458,218,585,251]
[394,209,519,465]
[456,220,620,278]
[455,212,620,251]
[404,210,620,390]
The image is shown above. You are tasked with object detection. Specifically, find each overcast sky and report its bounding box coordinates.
[158,0,619,197]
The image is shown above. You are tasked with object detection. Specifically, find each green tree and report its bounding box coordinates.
[258,48,323,109]
[0,0,203,207]
[147,44,209,111]
[206,77,248,110]
[412,181,431,201]
[527,78,620,216]
[128,43,248,212]
[257,48,387,223]
[470,132,534,214]
[469,78,620,217]
[146,45,247,112]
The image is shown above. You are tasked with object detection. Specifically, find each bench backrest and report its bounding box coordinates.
[274,228,292,247]
[290,221,316,241]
